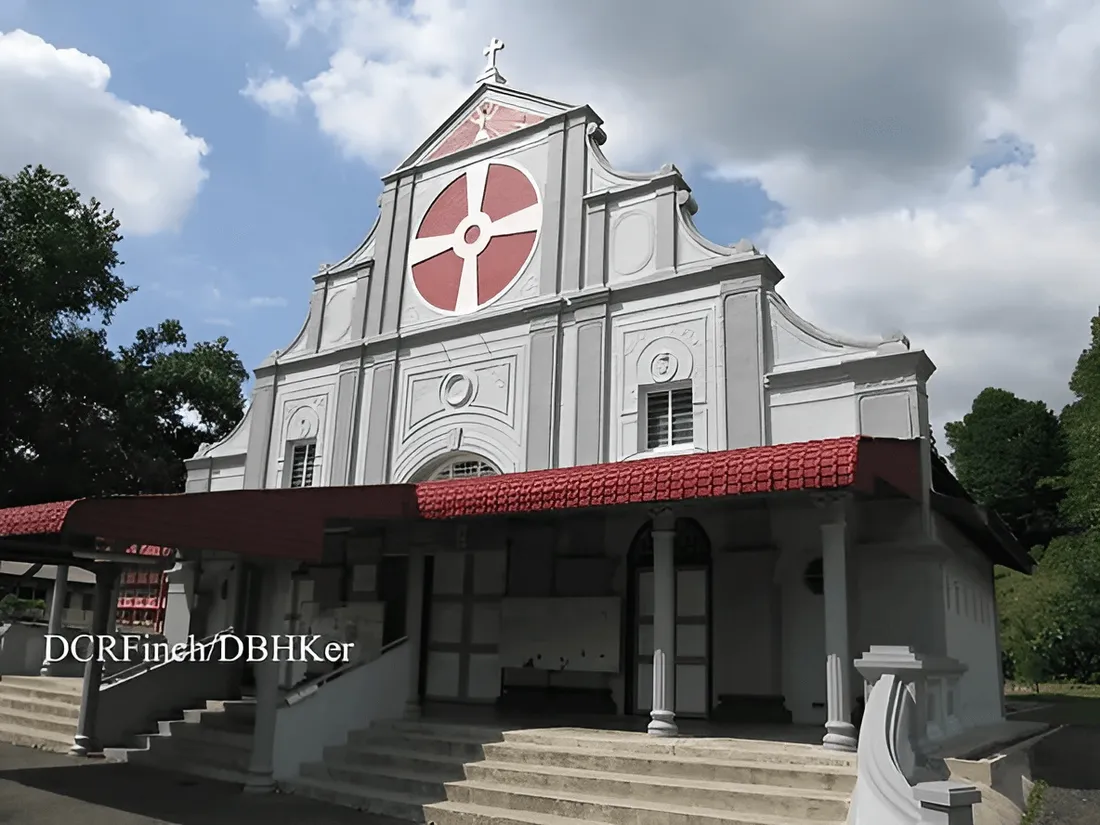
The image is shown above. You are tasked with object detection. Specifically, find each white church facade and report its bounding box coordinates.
[150,41,1035,797]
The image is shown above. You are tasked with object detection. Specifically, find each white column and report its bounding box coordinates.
[70,564,119,756]
[404,547,426,719]
[821,497,858,752]
[41,564,69,675]
[243,563,286,793]
[648,508,678,737]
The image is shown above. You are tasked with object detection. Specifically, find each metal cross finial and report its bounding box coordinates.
[476,37,507,85]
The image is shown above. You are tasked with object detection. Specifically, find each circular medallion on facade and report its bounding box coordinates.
[650,352,678,383]
[440,371,476,409]
[407,159,542,316]
[288,405,320,440]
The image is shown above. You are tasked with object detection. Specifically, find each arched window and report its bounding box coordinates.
[423,453,500,481]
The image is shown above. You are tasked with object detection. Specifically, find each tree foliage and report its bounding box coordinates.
[970,308,1100,686]
[945,387,1069,550]
[0,165,247,507]
[1061,314,1100,532]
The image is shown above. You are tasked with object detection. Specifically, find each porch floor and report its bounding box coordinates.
[417,702,835,750]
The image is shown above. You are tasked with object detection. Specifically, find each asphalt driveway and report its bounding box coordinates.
[0,743,397,825]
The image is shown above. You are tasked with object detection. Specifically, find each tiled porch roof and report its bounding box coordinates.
[415,436,915,518]
[0,437,919,562]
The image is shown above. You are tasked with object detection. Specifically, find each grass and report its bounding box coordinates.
[1020,780,1048,825]
[1005,682,1100,725]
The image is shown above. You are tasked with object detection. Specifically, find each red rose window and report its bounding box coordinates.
[407,159,542,315]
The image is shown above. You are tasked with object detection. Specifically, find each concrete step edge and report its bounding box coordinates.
[283,775,432,805]
[336,742,468,765]
[482,741,858,775]
[449,779,844,823]
[426,797,828,825]
[462,761,851,800]
[423,799,617,825]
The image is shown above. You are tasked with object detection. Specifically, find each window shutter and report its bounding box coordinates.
[289,442,317,488]
[646,391,670,449]
[670,388,693,445]
[646,388,693,449]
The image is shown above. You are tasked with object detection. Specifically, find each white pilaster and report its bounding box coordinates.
[819,495,858,752]
[244,563,289,793]
[648,508,678,737]
[404,547,426,719]
[41,564,69,676]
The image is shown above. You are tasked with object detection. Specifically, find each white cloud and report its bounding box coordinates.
[241,73,302,117]
[252,0,1100,437]
[0,29,209,235]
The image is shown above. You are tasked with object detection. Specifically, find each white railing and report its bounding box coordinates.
[847,646,982,825]
[283,635,407,707]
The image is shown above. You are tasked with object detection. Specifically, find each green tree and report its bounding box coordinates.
[1061,311,1100,531]
[945,387,1068,550]
[0,165,248,507]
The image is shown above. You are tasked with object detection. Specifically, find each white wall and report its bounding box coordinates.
[938,516,1003,728]
[272,642,410,781]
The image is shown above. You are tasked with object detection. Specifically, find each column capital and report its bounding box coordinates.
[811,491,852,522]
[649,506,676,531]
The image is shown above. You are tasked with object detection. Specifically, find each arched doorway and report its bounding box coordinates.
[626,517,712,718]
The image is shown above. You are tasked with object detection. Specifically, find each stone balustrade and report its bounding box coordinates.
[848,645,981,825]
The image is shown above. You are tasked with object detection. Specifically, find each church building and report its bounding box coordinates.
[27,40,1027,809]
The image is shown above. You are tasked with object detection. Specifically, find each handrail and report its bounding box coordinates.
[101,626,236,688]
[283,635,408,707]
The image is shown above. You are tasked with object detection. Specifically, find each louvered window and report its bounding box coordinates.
[646,388,693,449]
[289,441,317,488]
[430,458,498,481]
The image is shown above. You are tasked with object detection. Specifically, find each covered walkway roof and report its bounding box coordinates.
[0,436,1025,570]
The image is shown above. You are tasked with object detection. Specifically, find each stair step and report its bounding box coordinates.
[374,720,506,741]
[328,742,469,774]
[302,760,452,799]
[0,676,82,694]
[283,776,432,821]
[351,730,494,760]
[479,741,856,792]
[0,692,82,719]
[112,746,252,783]
[425,800,615,825]
[0,682,83,706]
[499,730,855,767]
[0,721,74,753]
[458,763,850,820]
[443,781,844,825]
[0,706,80,736]
[163,719,253,748]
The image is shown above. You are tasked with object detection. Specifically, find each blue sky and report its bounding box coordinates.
[2,1,1099,436]
[0,0,772,381]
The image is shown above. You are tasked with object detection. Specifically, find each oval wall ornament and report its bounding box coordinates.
[407,159,542,316]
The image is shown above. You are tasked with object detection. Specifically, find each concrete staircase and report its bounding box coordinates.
[104,698,255,782]
[0,675,82,752]
[284,720,857,825]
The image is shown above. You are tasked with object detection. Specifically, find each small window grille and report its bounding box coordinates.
[289,442,317,488]
[645,387,693,449]
[431,458,498,481]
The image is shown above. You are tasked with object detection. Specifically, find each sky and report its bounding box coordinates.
[2,0,1099,448]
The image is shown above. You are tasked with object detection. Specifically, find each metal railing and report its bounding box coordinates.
[100,626,236,688]
[283,635,408,707]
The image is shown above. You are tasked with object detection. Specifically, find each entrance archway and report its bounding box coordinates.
[625,517,712,718]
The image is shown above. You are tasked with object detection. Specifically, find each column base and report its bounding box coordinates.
[823,721,858,752]
[69,735,95,757]
[242,773,276,794]
[647,709,678,737]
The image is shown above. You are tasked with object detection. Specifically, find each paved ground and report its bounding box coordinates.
[0,743,399,825]
[1030,727,1100,825]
